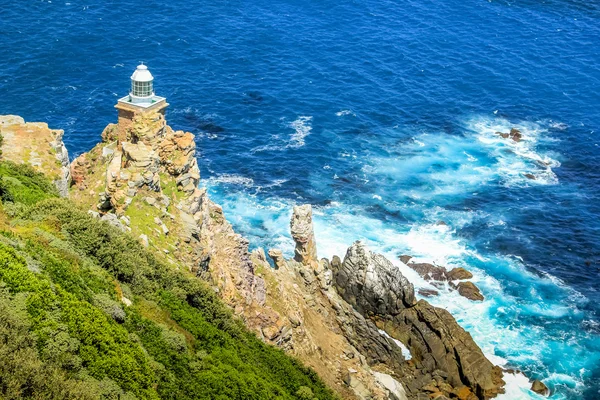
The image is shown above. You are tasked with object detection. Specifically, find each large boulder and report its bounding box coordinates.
[332,241,416,316]
[290,205,318,265]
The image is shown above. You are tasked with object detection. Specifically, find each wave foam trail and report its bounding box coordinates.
[251,115,313,153]
[207,173,254,187]
[335,109,355,117]
[362,116,562,211]
[465,116,561,186]
[288,116,313,148]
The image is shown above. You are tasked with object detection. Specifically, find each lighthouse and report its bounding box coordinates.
[115,64,169,134]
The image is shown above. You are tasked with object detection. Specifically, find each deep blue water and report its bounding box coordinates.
[2,0,600,398]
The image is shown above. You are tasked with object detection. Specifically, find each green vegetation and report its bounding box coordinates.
[0,161,336,400]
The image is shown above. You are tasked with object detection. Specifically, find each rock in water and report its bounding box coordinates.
[408,262,448,281]
[446,267,473,280]
[457,281,484,301]
[509,128,522,142]
[290,204,318,265]
[399,254,413,264]
[531,380,549,396]
[418,288,439,297]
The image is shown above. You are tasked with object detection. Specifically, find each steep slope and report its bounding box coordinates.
[0,146,335,399]
[0,113,507,400]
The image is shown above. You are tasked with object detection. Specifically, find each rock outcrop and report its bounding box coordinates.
[0,116,71,196]
[334,242,505,399]
[335,243,416,315]
[291,204,318,265]
[495,128,522,142]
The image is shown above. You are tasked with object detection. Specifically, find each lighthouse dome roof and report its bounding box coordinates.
[131,64,154,82]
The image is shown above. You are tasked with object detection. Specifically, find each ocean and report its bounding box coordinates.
[1,0,599,398]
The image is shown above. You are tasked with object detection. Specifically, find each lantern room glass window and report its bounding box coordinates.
[131,79,153,97]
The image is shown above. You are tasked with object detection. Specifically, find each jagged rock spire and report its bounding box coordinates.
[290,204,318,265]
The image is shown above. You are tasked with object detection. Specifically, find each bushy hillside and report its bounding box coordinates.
[0,160,336,400]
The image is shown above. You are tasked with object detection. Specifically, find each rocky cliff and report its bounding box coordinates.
[0,115,71,196]
[1,111,507,400]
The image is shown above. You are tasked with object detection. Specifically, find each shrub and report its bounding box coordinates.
[0,167,338,400]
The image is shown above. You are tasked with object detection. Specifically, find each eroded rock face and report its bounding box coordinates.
[0,116,71,196]
[290,204,318,265]
[333,241,416,316]
[393,301,503,398]
[267,248,286,269]
[333,242,504,399]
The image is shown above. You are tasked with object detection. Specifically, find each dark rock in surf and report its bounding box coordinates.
[457,281,484,301]
[509,128,522,142]
[530,379,549,396]
[399,254,413,264]
[418,288,439,297]
[408,262,448,281]
[446,267,473,281]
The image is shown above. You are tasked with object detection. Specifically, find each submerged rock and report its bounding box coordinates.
[418,288,439,298]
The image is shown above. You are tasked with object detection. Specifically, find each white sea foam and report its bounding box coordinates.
[497,371,543,400]
[207,186,588,399]
[378,329,411,360]
[208,173,254,187]
[466,116,560,186]
[288,116,313,148]
[251,116,313,152]
[335,109,355,117]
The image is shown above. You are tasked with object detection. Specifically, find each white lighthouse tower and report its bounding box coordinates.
[115,64,168,137]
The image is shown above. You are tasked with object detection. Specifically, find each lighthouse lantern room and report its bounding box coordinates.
[115,64,168,129]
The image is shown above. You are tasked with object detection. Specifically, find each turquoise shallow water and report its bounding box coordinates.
[1,0,600,398]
